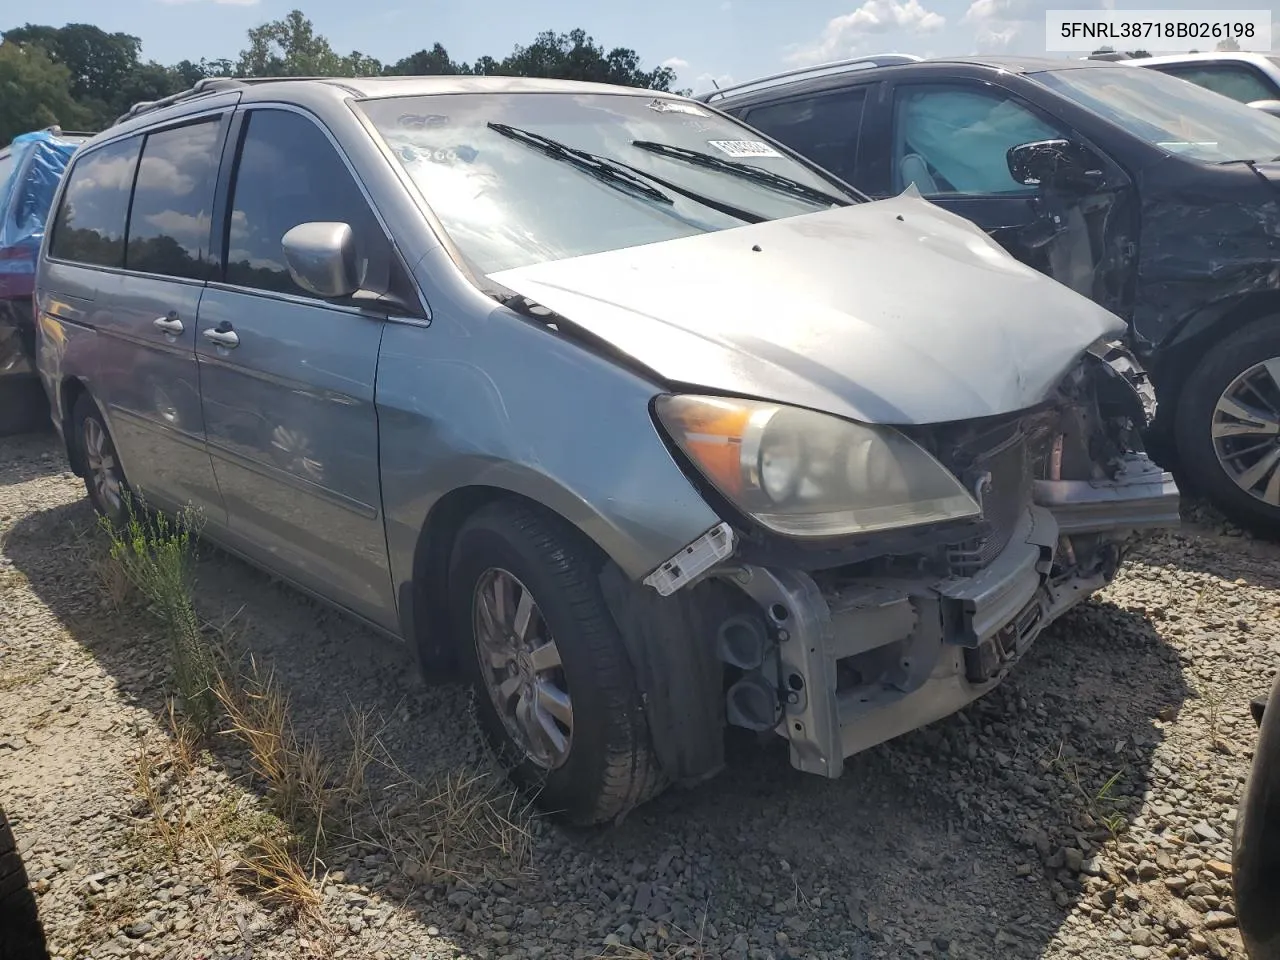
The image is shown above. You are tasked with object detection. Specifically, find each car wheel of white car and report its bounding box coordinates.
[448,500,666,825]
[72,394,130,527]
[1176,319,1280,536]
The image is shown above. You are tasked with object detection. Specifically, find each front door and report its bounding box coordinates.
[884,79,1137,320]
[196,106,397,627]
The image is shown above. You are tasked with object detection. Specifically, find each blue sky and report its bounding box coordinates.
[8,0,1276,95]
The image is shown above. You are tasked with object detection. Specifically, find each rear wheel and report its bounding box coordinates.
[1174,320,1280,536]
[71,394,129,526]
[0,803,50,960]
[447,500,665,824]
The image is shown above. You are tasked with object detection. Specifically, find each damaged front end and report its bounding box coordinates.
[612,345,1178,784]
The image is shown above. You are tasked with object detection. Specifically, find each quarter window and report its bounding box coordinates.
[224,109,388,298]
[892,85,1064,196]
[126,119,222,280]
[49,137,141,268]
[742,88,867,184]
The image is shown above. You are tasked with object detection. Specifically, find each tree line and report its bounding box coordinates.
[0,12,684,145]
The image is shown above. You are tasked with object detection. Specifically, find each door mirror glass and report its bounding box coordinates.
[281,222,361,299]
[1007,139,1104,192]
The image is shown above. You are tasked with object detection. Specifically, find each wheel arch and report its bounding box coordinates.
[59,375,90,476]
[1155,292,1280,424]
[401,484,621,678]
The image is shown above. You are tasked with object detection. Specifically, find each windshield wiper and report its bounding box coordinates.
[631,140,853,208]
[487,122,765,223]
[488,122,673,205]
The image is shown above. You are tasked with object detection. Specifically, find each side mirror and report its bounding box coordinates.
[281,222,361,299]
[1007,139,1105,192]
[1248,99,1280,118]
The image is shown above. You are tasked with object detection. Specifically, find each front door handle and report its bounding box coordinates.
[153,312,184,335]
[202,322,239,349]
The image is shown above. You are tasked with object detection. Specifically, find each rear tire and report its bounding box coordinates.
[1174,320,1280,536]
[70,394,130,527]
[0,803,50,960]
[447,500,666,825]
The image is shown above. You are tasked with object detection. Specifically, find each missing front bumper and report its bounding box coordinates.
[725,454,1179,780]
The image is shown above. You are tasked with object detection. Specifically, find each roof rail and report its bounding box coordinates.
[112,75,359,127]
[702,53,923,102]
[114,77,246,126]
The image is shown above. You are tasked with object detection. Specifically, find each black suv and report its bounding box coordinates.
[702,55,1280,534]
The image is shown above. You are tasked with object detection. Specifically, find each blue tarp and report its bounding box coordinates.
[0,129,81,293]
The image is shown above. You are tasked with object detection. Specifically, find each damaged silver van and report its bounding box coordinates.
[34,76,1179,823]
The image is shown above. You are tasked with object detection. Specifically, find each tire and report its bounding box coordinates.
[71,394,130,527]
[1234,673,1280,960]
[1174,319,1280,536]
[0,803,50,960]
[447,500,665,825]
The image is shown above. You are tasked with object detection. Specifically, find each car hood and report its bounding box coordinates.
[487,191,1126,426]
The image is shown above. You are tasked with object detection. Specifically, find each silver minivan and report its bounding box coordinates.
[34,75,1179,823]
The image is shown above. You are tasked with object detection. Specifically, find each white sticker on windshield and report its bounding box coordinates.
[648,99,708,116]
[706,139,782,159]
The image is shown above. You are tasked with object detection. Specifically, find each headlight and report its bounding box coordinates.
[654,394,982,538]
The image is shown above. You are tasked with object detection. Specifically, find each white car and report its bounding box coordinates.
[1131,52,1280,106]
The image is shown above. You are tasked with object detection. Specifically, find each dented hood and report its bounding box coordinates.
[488,192,1126,425]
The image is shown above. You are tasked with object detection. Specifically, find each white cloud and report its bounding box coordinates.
[662,56,690,69]
[720,0,731,9]
[964,0,1107,51]
[964,0,1106,24]
[788,0,945,65]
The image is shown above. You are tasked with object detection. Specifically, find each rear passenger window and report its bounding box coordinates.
[224,109,388,298]
[126,119,222,280]
[743,88,866,183]
[49,137,141,268]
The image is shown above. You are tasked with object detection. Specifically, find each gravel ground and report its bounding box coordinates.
[1,429,1277,960]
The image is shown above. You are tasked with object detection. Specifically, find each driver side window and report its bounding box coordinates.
[224,108,390,299]
[892,84,1065,197]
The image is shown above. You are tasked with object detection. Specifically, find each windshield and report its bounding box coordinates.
[1036,65,1280,163]
[358,92,857,275]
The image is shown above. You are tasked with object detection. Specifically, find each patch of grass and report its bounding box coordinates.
[236,829,325,923]
[98,494,535,928]
[1049,742,1129,842]
[92,551,134,612]
[130,725,196,862]
[101,500,219,735]
[0,664,50,692]
[213,653,369,857]
[1198,684,1229,752]
[374,765,535,887]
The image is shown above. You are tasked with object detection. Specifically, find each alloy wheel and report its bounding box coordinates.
[83,416,124,516]
[472,567,573,769]
[1211,357,1280,508]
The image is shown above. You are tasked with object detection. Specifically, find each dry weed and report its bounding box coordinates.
[236,831,325,923]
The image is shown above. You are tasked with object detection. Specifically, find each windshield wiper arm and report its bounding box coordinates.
[488,122,675,205]
[488,122,765,224]
[631,140,853,208]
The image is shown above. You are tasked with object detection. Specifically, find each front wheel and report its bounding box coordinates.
[1174,320,1280,536]
[447,500,665,824]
